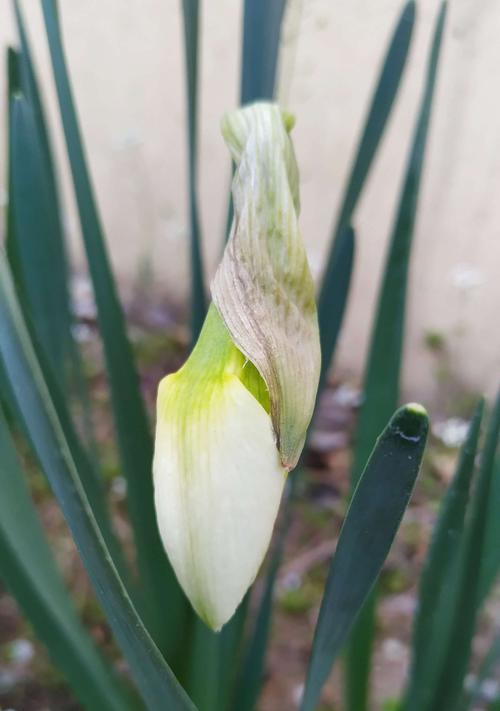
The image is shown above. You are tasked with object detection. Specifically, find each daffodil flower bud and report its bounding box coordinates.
[153,103,321,631]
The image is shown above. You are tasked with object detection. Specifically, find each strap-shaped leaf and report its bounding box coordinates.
[240,0,287,104]
[0,407,135,711]
[403,399,484,711]
[318,0,414,391]
[7,86,128,581]
[8,93,71,400]
[40,0,185,654]
[11,0,97,453]
[478,450,500,602]
[300,404,429,711]
[185,621,222,711]
[430,391,500,711]
[345,6,447,709]
[212,104,321,469]
[0,254,195,711]
[180,0,206,340]
[234,487,293,711]
[8,5,71,378]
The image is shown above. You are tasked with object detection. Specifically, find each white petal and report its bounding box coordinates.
[153,372,286,631]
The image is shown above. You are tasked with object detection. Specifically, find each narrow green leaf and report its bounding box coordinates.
[240,0,287,104]
[234,495,292,711]
[218,594,249,711]
[180,0,206,341]
[430,391,500,711]
[0,254,195,711]
[12,0,60,201]
[40,0,186,653]
[403,400,484,711]
[9,94,71,391]
[345,6,447,709]
[8,92,127,581]
[9,2,71,378]
[318,225,355,389]
[478,452,500,602]
[186,621,221,711]
[351,0,447,488]
[0,407,135,711]
[319,1,415,307]
[300,404,429,711]
[12,0,98,454]
[5,48,21,283]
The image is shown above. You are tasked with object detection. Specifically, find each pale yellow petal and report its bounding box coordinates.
[153,370,286,631]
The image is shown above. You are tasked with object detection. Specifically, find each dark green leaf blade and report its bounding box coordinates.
[40,0,186,653]
[319,1,415,306]
[240,0,287,105]
[430,391,500,711]
[403,399,484,711]
[345,6,447,709]
[11,0,98,454]
[9,1,72,379]
[300,404,429,711]
[0,407,135,711]
[8,93,129,581]
[234,496,292,711]
[186,621,222,711]
[478,452,500,602]
[180,0,206,341]
[0,254,195,711]
[9,93,71,397]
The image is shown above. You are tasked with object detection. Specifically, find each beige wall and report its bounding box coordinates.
[1,0,499,406]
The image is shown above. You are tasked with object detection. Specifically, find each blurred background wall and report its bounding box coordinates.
[0,0,498,406]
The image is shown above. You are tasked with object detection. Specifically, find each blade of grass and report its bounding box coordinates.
[345,6,447,710]
[180,0,206,340]
[0,407,136,711]
[0,253,195,711]
[318,1,415,310]
[40,0,186,654]
[403,399,484,711]
[429,391,500,711]
[300,404,429,711]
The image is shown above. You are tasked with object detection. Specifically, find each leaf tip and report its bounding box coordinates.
[391,403,429,444]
